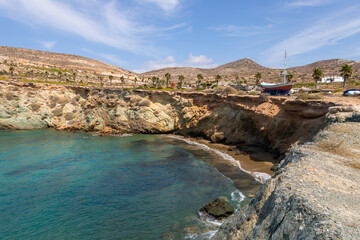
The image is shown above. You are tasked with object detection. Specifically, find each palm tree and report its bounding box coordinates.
[134,77,137,88]
[178,75,185,88]
[156,77,160,87]
[120,76,125,89]
[109,75,114,86]
[235,75,240,85]
[255,72,262,85]
[312,68,323,89]
[45,71,48,82]
[286,72,294,83]
[165,73,171,88]
[151,77,157,87]
[197,74,203,88]
[98,76,104,86]
[9,66,14,81]
[215,75,221,86]
[340,64,353,89]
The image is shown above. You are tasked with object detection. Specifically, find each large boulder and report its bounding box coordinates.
[199,197,234,220]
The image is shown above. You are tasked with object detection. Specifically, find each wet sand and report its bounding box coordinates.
[166,135,279,196]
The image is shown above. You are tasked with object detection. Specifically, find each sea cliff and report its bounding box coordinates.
[1,80,359,239]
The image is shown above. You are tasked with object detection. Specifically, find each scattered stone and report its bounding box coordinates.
[270,163,279,172]
[199,197,234,220]
[161,232,174,240]
[182,226,201,235]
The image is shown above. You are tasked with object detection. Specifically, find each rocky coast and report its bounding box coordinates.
[0,80,359,239]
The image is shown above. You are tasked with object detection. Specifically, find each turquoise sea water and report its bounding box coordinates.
[0,130,245,240]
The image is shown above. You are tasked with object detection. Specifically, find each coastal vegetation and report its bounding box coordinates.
[1,46,360,100]
[312,68,323,89]
[340,64,353,88]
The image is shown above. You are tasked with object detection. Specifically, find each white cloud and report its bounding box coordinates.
[140,0,179,11]
[209,24,272,37]
[39,40,56,49]
[263,7,360,66]
[134,54,218,73]
[0,0,185,55]
[287,0,334,8]
[184,54,214,66]
[98,53,128,66]
[81,48,128,66]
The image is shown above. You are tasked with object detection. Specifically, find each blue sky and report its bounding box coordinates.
[1,0,360,73]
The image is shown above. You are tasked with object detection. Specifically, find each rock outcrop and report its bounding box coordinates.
[0,81,337,154]
[213,113,360,239]
[1,80,359,239]
[200,197,235,220]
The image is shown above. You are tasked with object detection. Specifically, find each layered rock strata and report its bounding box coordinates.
[1,80,359,239]
[0,81,337,153]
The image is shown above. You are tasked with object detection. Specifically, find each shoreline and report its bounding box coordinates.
[167,134,274,181]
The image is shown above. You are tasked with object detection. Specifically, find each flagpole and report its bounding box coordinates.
[283,50,287,84]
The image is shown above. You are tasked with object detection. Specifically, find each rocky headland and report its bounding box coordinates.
[0,80,359,239]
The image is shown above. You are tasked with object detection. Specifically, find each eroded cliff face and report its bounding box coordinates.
[0,81,337,154]
[1,81,359,239]
[213,119,360,239]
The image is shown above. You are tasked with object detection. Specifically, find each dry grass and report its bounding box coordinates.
[317,136,345,155]
[5,92,14,100]
[52,107,63,117]
[48,101,57,108]
[297,93,324,100]
[328,124,353,134]
[30,103,41,112]
[222,87,238,95]
[237,90,247,95]
[213,86,226,94]
[346,161,360,171]
[64,112,75,120]
[137,99,151,107]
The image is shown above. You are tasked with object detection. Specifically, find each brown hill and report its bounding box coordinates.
[0,46,138,85]
[288,59,360,82]
[141,58,270,83]
[141,58,360,84]
[1,46,359,85]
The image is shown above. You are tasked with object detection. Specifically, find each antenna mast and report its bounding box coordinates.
[283,50,287,84]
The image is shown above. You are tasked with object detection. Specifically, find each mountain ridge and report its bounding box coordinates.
[1,46,359,84]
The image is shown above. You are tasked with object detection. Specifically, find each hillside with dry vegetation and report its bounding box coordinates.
[142,58,360,86]
[1,46,360,88]
[0,46,138,86]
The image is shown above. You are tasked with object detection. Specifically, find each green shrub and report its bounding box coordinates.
[294,82,315,88]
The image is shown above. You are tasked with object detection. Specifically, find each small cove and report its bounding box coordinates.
[0,130,269,239]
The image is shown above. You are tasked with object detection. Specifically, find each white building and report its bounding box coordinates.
[321,75,344,83]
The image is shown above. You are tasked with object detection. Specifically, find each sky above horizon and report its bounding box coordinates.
[1,0,360,73]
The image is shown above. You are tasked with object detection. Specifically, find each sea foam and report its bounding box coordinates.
[168,135,271,184]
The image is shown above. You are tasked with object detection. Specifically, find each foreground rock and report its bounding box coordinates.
[200,197,235,220]
[213,118,360,239]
